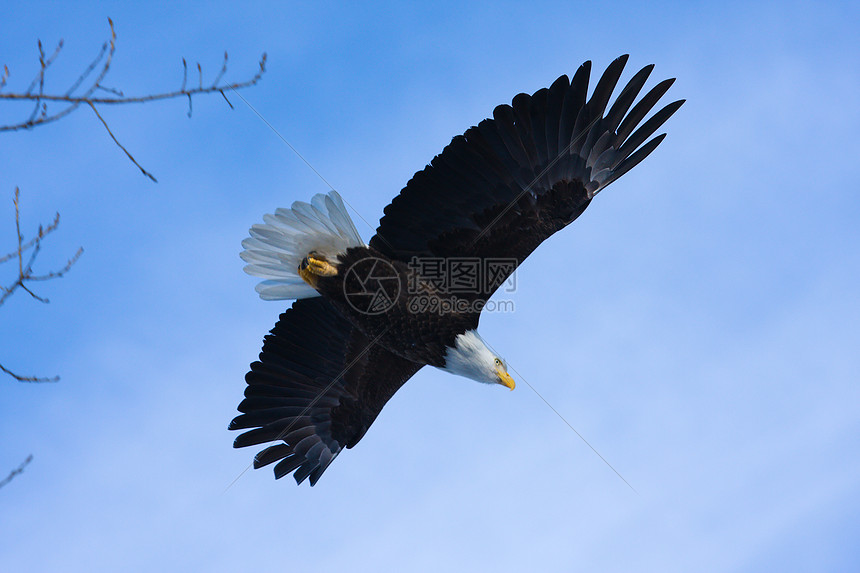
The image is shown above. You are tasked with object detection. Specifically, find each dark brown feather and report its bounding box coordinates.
[369,56,683,301]
[231,297,422,485]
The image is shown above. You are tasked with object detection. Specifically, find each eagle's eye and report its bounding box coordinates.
[494,358,502,366]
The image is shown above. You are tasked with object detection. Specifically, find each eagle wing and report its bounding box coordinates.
[230,297,423,486]
[369,55,683,299]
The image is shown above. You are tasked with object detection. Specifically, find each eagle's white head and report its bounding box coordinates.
[440,330,515,390]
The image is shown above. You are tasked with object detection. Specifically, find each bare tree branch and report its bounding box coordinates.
[1,187,81,382]
[3,20,116,134]
[2,20,265,383]
[0,364,58,383]
[1,187,82,306]
[1,18,268,180]
[0,455,33,489]
[87,101,157,182]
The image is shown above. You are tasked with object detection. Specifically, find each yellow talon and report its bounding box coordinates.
[298,253,338,286]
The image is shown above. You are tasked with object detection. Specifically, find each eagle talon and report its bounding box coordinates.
[298,253,338,286]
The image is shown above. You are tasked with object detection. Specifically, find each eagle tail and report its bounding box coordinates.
[241,191,364,300]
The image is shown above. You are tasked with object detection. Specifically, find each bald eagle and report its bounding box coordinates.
[230,55,683,486]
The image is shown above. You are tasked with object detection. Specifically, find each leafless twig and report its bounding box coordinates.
[0,455,33,489]
[1,188,81,382]
[0,18,267,180]
[87,101,157,181]
[0,363,58,383]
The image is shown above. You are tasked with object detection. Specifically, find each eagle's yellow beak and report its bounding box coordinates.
[497,368,516,391]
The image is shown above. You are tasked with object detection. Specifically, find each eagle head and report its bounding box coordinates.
[441,330,515,390]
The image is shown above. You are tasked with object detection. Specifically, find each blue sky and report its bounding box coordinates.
[2,1,858,571]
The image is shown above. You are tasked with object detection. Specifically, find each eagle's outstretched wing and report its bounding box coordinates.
[230,297,422,485]
[369,55,683,299]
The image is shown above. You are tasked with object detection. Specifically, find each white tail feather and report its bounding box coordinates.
[241,191,364,300]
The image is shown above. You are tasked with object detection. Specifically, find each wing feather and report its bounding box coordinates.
[230,297,422,486]
[369,56,683,296]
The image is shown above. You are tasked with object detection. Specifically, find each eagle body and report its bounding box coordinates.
[232,56,684,485]
[301,245,478,367]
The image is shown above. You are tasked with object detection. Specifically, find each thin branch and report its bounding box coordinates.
[4,20,115,134]
[211,52,228,87]
[1,364,58,383]
[77,18,117,102]
[1,188,80,306]
[1,188,80,382]
[25,39,47,122]
[1,188,79,302]
[25,39,63,95]
[0,455,34,489]
[0,52,267,110]
[27,247,84,281]
[219,89,233,109]
[87,102,157,182]
[1,19,266,180]
[0,212,59,264]
[64,40,108,97]
[95,84,124,97]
